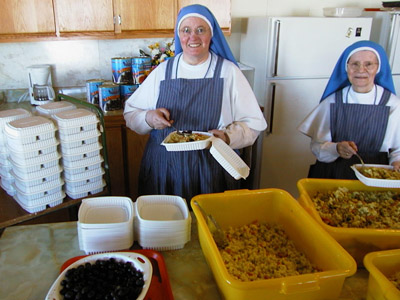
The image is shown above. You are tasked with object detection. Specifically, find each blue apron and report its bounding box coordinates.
[138,54,240,202]
[308,87,391,179]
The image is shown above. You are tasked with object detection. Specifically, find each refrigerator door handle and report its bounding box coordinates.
[266,82,276,135]
[272,20,281,77]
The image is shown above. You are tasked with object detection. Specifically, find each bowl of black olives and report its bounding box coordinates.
[45,252,152,300]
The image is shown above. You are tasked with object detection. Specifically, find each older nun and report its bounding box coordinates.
[298,40,400,179]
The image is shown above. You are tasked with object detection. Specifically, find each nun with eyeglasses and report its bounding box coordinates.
[124,4,267,202]
[298,40,400,179]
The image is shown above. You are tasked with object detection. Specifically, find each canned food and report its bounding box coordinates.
[111,57,133,84]
[132,56,152,85]
[86,79,104,105]
[120,84,139,102]
[99,83,123,112]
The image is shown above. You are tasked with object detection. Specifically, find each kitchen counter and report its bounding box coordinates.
[0,215,370,300]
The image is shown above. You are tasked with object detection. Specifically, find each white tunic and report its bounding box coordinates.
[298,85,400,165]
[124,52,267,149]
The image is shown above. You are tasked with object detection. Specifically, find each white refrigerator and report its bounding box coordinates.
[363,11,400,93]
[239,16,372,197]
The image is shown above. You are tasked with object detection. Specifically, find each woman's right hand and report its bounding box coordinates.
[337,141,358,159]
[145,108,173,129]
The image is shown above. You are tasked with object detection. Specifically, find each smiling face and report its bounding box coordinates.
[178,16,212,65]
[347,50,379,93]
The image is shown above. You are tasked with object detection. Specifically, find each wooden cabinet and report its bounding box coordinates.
[177,0,231,33]
[104,111,149,201]
[115,0,176,34]
[54,0,115,34]
[0,0,55,37]
[0,0,231,42]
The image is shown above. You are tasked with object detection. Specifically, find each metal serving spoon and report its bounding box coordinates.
[354,152,365,169]
[171,125,192,136]
[193,200,228,249]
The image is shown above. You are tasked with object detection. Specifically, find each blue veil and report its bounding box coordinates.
[320,40,395,102]
[174,4,238,66]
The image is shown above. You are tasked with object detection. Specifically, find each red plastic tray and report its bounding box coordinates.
[60,249,174,300]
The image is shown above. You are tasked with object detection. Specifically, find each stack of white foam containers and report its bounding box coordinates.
[0,109,32,196]
[5,116,64,212]
[53,108,105,199]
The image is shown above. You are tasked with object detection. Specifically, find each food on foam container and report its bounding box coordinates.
[165,131,210,143]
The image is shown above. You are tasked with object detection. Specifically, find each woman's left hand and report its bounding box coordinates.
[209,129,230,145]
[392,161,400,171]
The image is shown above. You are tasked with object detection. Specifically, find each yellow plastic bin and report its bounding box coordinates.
[191,189,357,300]
[364,249,400,300]
[297,178,400,266]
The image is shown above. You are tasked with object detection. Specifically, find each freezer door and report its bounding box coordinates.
[268,17,372,78]
[260,78,328,198]
[388,14,400,74]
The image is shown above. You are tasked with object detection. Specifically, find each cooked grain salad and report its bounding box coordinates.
[219,222,320,281]
[311,187,400,229]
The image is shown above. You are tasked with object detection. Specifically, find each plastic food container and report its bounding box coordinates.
[161,131,213,151]
[13,189,65,213]
[45,252,152,300]
[351,164,400,188]
[35,101,76,116]
[53,108,99,135]
[4,116,56,140]
[209,137,250,179]
[297,178,400,266]
[77,197,134,253]
[323,7,363,17]
[65,179,106,199]
[364,249,400,300]
[135,195,191,250]
[191,189,357,300]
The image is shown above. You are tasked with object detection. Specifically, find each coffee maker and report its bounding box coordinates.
[27,64,55,105]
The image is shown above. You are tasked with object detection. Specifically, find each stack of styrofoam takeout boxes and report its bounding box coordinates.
[52,108,105,199]
[5,116,64,212]
[0,109,32,196]
[77,196,134,254]
[134,195,191,250]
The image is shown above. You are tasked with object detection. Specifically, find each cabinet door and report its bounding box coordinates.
[0,0,55,34]
[54,0,115,33]
[116,0,176,32]
[177,0,231,32]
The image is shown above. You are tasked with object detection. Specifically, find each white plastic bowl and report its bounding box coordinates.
[45,252,152,300]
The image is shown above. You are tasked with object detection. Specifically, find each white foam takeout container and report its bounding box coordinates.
[161,131,213,151]
[45,252,152,300]
[351,164,400,188]
[161,131,250,180]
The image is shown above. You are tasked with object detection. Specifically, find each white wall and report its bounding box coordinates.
[0,0,384,93]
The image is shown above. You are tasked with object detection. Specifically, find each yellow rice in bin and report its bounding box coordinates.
[297,178,400,266]
[220,222,320,281]
[191,189,357,300]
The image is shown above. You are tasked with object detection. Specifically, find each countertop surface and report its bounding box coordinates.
[0,215,371,300]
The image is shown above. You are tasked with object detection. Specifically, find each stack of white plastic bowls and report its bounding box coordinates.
[0,108,31,196]
[5,116,64,212]
[35,101,77,118]
[52,108,105,199]
[77,196,134,254]
[135,195,191,250]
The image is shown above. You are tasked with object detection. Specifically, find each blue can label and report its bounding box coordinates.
[86,79,104,105]
[112,57,133,84]
[132,56,152,84]
[120,84,139,101]
[99,84,122,112]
